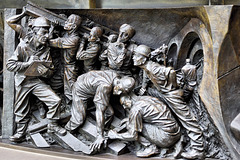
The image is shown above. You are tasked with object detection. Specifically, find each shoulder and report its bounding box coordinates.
[16,40,28,51]
[69,34,80,42]
[127,43,137,52]
[104,70,119,77]
[90,42,100,48]
[146,61,159,68]
[62,33,80,43]
[130,104,142,115]
[146,61,161,73]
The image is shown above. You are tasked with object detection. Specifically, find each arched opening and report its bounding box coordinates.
[176,32,204,84]
[177,32,201,69]
[167,43,178,68]
[189,39,204,84]
[192,50,203,65]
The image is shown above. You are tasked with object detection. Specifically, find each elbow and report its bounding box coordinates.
[78,52,87,60]
[129,131,138,140]
[6,18,12,24]
[133,133,138,141]
[6,20,10,25]
[6,62,15,72]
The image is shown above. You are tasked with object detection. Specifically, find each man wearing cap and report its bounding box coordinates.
[99,24,137,76]
[6,16,66,142]
[65,70,135,152]
[132,45,205,159]
[49,14,82,106]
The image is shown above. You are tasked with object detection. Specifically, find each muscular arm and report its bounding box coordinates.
[6,7,26,38]
[110,129,138,141]
[90,85,112,151]
[108,107,141,141]
[49,36,79,49]
[89,103,106,151]
[95,104,106,138]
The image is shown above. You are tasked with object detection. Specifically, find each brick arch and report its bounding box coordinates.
[167,18,213,96]
[168,18,212,70]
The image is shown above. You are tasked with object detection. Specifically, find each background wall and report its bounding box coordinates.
[0,1,240,159]
[0,0,239,9]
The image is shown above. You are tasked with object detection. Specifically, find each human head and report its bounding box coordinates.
[113,76,135,95]
[108,34,118,43]
[117,24,135,43]
[133,45,151,66]
[64,14,82,31]
[33,17,50,28]
[120,94,132,110]
[89,26,102,42]
[186,58,191,64]
[32,17,50,45]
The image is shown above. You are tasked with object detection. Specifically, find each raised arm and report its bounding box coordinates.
[49,36,80,49]
[6,7,27,37]
[77,43,100,60]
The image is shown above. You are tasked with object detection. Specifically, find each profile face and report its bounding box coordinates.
[88,29,97,42]
[117,28,130,43]
[36,27,49,45]
[113,80,123,95]
[133,53,145,66]
[64,16,75,30]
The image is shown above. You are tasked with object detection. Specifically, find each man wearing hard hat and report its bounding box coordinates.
[6,16,66,142]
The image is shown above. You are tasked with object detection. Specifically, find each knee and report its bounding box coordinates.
[56,97,61,105]
[52,96,61,106]
[108,108,114,117]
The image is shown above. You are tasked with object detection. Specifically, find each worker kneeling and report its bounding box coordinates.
[108,93,181,158]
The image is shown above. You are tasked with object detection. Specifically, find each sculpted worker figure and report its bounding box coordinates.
[6,17,66,142]
[99,24,137,76]
[65,70,135,152]
[181,59,200,105]
[99,34,118,70]
[6,7,48,118]
[181,59,197,93]
[132,45,205,159]
[76,26,103,72]
[49,14,82,105]
[108,93,181,158]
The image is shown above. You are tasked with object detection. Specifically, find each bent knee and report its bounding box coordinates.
[51,95,61,106]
